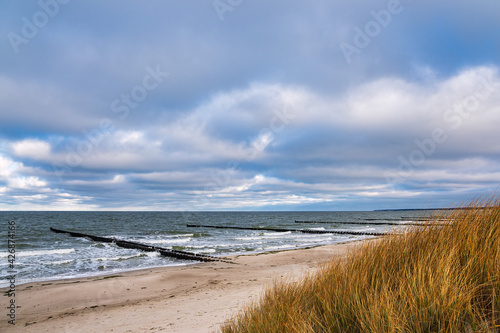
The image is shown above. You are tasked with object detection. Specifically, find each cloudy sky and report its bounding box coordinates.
[1,0,500,211]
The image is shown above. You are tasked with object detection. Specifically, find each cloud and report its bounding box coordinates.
[1,66,497,209]
[0,152,99,210]
[1,1,500,210]
[2,67,500,207]
[12,139,51,160]
[0,76,99,136]
[8,176,47,189]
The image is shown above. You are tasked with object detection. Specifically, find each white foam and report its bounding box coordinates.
[262,231,292,237]
[235,236,263,241]
[192,248,216,254]
[170,234,194,238]
[2,248,76,258]
[95,253,143,261]
[237,231,292,240]
[355,227,376,232]
[145,238,192,244]
[51,259,74,265]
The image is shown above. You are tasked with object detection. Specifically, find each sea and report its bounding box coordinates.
[1,210,438,288]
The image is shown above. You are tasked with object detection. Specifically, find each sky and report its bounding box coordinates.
[1,0,500,211]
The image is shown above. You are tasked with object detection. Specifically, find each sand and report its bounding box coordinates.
[1,240,366,333]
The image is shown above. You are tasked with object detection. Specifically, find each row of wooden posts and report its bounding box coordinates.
[50,227,226,263]
[51,218,442,262]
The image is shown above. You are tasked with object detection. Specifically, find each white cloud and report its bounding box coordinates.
[117,131,144,145]
[12,139,51,160]
[8,176,47,189]
[2,66,500,210]
[65,174,126,187]
[0,154,16,177]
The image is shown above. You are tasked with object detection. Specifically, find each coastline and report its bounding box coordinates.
[1,240,368,333]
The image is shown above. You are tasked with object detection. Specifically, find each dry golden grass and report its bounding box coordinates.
[221,198,500,332]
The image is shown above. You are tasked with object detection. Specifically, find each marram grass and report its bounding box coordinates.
[221,198,500,332]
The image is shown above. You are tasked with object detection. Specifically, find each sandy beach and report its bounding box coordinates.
[1,240,366,333]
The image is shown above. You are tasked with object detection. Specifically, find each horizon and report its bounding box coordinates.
[0,207,456,213]
[1,1,500,211]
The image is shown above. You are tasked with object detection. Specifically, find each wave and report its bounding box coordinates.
[50,259,74,265]
[140,238,192,245]
[95,253,148,261]
[0,248,75,258]
[169,234,194,238]
[236,231,292,240]
[191,248,216,254]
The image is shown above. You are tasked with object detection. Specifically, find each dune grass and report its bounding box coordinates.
[221,198,500,332]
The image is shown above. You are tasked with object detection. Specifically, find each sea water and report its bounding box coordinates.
[0,210,436,287]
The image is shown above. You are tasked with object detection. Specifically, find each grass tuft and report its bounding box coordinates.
[221,197,500,332]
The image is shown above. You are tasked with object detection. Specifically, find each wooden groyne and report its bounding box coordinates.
[295,220,406,225]
[186,224,386,236]
[399,217,454,222]
[363,218,434,221]
[295,220,450,226]
[50,227,227,263]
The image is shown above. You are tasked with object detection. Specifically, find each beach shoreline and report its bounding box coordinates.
[1,240,368,333]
